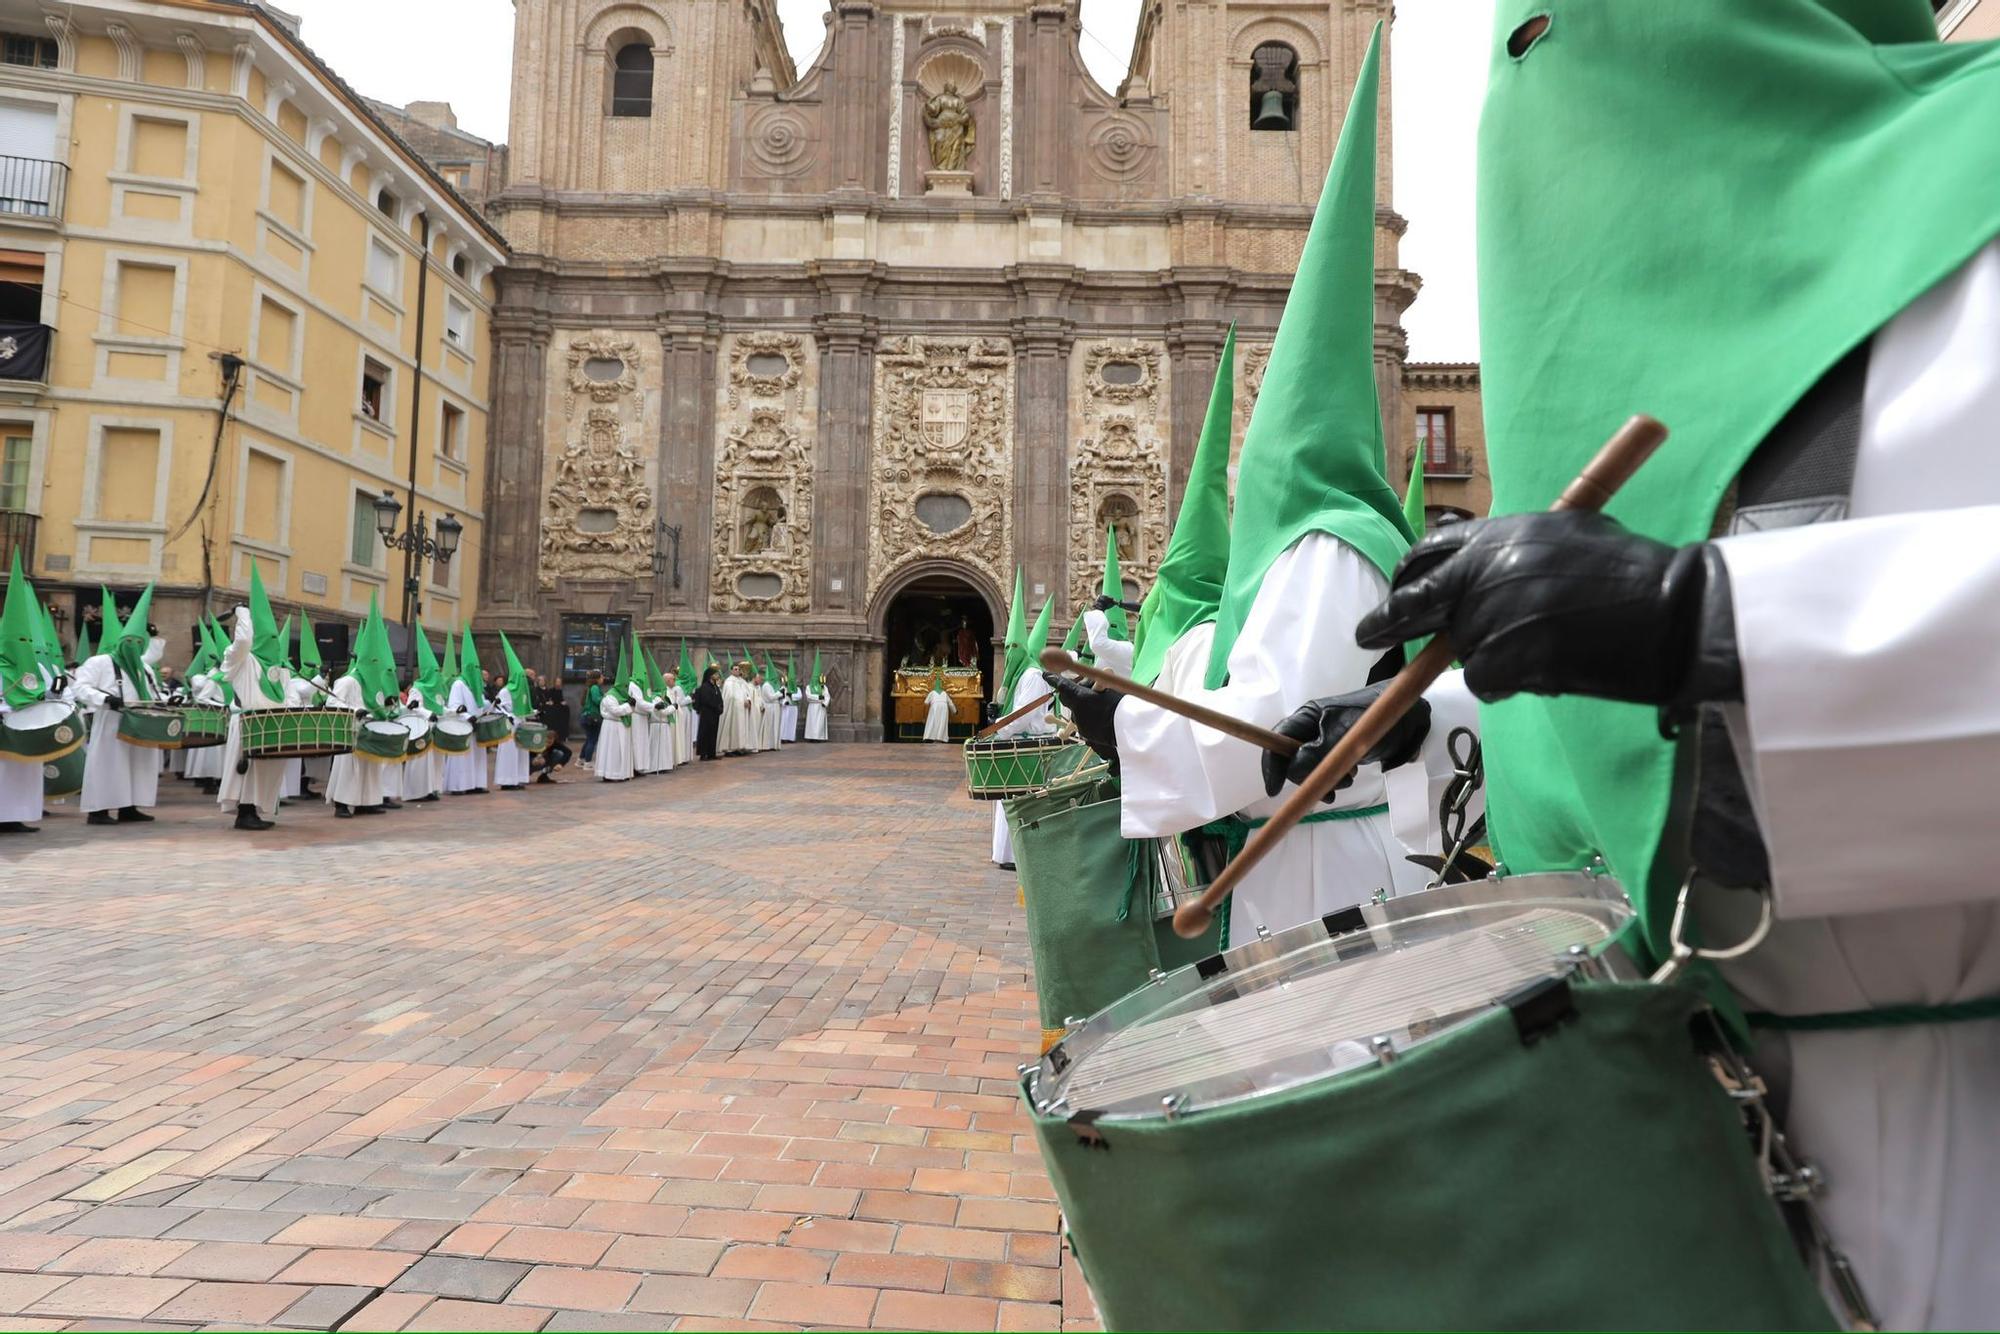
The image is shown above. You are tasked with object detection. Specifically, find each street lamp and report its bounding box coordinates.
[374,489,462,673]
[653,520,682,590]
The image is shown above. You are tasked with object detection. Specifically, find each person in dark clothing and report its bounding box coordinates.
[581,671,604,766]
[693,666,724,761]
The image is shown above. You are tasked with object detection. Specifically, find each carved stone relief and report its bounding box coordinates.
[1232,342,1274,486]
[1086,112,1158,184]
[1069,341,1169,612]
[746,106,816,179]
[539,333,659,586]
[870,336,1014,600]
[712,333,816,613]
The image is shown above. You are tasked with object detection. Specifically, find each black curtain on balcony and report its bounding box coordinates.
[0,321,49,382]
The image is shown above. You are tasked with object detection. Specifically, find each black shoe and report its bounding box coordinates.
[356,804,386,816]
[86,811,117,826]
[119,807,155,823]
[334,803,354,818]
[382,799,403,810]
[198,780,221,795]
[997,861,1017,871]
[535,774,555,785]
[0,822,37,835]
[414,793,440,803]
[299,782,318,798]
[471,787,490,795]
[234,804,274,831]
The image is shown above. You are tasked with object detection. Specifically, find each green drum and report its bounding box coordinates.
[179,705,227,749]
[475,715,512,748]
[117,703,195,749]
[241,707,355,759]
[1006,773,1225,1047]
[430,716,474,754]
[354,719,408,763]
[1024,875,1835,1331]
[1,700,85,762]
[42,745,84,799]
[512,721,553,754]
[399,718,431,758]
[963,733,1081,800]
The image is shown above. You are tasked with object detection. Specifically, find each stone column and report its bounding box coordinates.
[479,280,551,634]
[827,0,881,194]
[1009,265,1075,614]
[1165,275,1230,515]
[656,296,720,619]
[810,262,880,731]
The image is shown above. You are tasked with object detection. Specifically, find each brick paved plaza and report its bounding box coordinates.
[0,745,1095,1331]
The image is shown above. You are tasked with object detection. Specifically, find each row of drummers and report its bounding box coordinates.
[0,561,567,832]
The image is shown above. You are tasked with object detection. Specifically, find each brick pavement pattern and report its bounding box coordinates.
[0,745,1100,1331]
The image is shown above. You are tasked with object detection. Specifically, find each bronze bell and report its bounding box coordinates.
[1253,89,1292,130]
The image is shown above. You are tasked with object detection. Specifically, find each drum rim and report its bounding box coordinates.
[1030,871,1638,1122]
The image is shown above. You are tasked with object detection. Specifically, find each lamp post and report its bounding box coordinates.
[654,520,682,590]
[372,489,462,675]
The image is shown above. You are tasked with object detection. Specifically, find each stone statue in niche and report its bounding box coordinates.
[740,488,788,554]
[923,83,975,172]
[1099,495,1140,569]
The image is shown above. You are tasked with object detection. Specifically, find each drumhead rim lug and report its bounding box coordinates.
[1160,1093,1186,1121]
[1369,1035,1396,1067]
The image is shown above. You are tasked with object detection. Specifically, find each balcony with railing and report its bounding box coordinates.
[0,509,35,574]
[0,156,65,221]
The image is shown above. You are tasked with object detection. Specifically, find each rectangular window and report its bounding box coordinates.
[267,159,305,230]
[349,489,378,566]
[126,117,188,179]
[359,357,389,421]
[443,296,471,349]
[255,297,295,371]
[242,450,283,545]
[440,401,466,460]
[365,238,398,295]
[1416,408,1455,471]
[0,36,56,69]
[0,434,29,510]
[96,427,160,522]
[114,261,176,339]
[0,102,58,216]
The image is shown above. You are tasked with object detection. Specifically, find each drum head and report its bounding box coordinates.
[9,701,72,727]
[1033,872,1635,1121]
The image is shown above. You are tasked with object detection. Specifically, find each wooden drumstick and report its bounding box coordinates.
[1038,650,1299,758]
[972,689,1058,740]
[1172,413,1671,940]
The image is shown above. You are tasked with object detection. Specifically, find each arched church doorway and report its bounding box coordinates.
[879,572,996,742]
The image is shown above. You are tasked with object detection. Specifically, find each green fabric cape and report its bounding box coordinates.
[1475,0,2000,954]
[245,563,287,702]
[111,584,155,701]
[458,626,486,707]
[1131,327,1234,687]
[412,620,444,703]
[1098,529,1130,641]
[297,610,322,681]
[500,632,532,712]
[1,551,46,708]
[1206,22,1412,687]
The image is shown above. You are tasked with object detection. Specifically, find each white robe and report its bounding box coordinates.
[1689,237,2000,1331]
[182,673,227,782]
[403,688,442,797]
[493,686,532,787]
[596,693,634,780]
[216,611,289,819]
[782,690,801,743]
[629,684,655,773]
[71,654,162,814]
[442,680,486,793]
[1113,532,1443,947]
[280,677,321,797]
[1082,609,1137,678]
[718,675,751,753]
[651,695,675,772]
[805,687,830,741]
[672,685,694,764]
[0,698,44,824]
[991,666,1058,866]
[323,676,382,810]
[922,688,952,742]
[760,683,782,750]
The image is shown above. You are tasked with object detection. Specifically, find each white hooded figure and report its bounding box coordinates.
[492,683,532,789]
[403,684,443,800]
[71,636,163,823]
[672,675,695,764]
[216,607,290,828]
[323,672,384,816]
[595,688,634,780]
[182,661,228,786]
[651,682,675,773]
[758,676,782,750]
[442,675,488,794]
[1081,609,1136,679]
[781,682,801,744]
[922,680,952,742]
[804,680,830,742]
[718,667,752,754]
[628,679,655,775]
[989,665,1056,867]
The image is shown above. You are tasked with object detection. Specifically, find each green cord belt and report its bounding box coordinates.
[1235,803,1390,830]
[1747,995,2000,1032]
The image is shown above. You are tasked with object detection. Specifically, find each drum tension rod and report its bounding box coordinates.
[1500,974,1579,1046]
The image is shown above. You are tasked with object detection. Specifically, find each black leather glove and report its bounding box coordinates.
[1091,594,1117,614]
[235,756,249,775]
[1263,688,1433,800]
[103,692,123,712]
[456,704,468,715]
[1355,511,1741,708]
[1051,677,1121,770]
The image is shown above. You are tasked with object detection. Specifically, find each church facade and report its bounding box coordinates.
[480,0,1470,738]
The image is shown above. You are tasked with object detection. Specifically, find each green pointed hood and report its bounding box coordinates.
[678,639,696,687]
[439,624,460,689]
[1206,24,1409,687]
[999,568,1029,701]
[1059,614,1088,663]
[1401,448,1426,538]
[1132,327,1234,686]
[95,586,123,653]
[458,625,485,706]
[202,616,235,704]
[500,631,532,710]
[929,665,944,694]
[1023,598,1054,670]
[412,619,443,701]
[808,649,822,690]
[351,593,401,718]
[787,651,797,688]
[1,551,47,708]
[276,613,295,673]
[73,619,92,667]
[644,643,666,696]
[245,562,287,701]
[36,598,62,673]
[111,583,156,701]
[1099,528,1130,641]
[297,610,322,680]
[613,636,631,696]
[1470,0,2000,957]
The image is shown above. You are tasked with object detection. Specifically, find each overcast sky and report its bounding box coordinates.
[284,0,1487,360]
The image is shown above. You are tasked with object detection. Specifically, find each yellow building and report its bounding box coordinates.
[0,0,504,668]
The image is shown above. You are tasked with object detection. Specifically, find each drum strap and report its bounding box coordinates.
[1748,994,2000,1032]
[1231,803,1389,831]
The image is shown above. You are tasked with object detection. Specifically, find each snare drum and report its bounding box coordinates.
[241,707,356,759]
[512,721,553,754]
[1024,873,1833,1330]
[178,705,228,749]
[354,719,408,763]
[963,733,1081,800]
[431,716,474,754]
[1,700,84,762]
[474,715,512,748]
[397,716,431,758]
[42,745,84,798]
[117,703,193,749]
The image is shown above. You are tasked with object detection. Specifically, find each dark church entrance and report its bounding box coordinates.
[880,575,995,742]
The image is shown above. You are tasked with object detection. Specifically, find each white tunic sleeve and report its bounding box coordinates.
[70,656,116,710]
[1714,237,2000,920]
[1082,610,1135,677]
[1113,531,1387,838]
